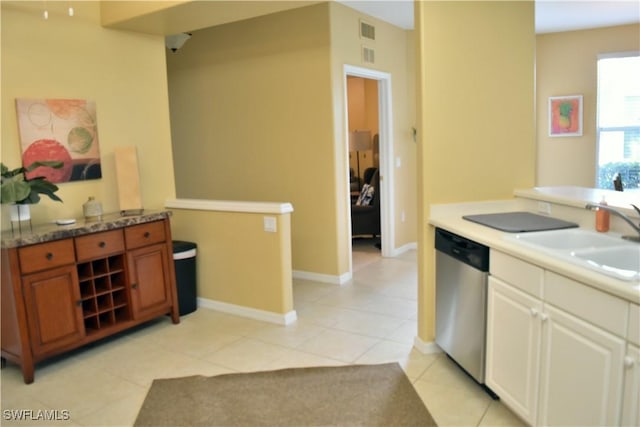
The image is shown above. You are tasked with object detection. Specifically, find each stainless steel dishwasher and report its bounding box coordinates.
[435,227,490,384]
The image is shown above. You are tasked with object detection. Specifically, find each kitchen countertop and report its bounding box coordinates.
[1,210,172,249]
[429,200,640,304]
[515,186,640,214]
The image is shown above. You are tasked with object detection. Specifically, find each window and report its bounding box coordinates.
[596,53,640,190]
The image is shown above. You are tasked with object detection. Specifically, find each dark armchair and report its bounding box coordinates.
[350,168,361,193]
[351,168,380,237]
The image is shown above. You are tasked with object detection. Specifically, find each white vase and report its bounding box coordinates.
[9,204,31,222]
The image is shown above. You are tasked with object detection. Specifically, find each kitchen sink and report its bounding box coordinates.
[511,228,623,250]
[572,246,640,281]
[506,228,640,282]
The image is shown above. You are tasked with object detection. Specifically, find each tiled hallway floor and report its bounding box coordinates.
[1,239,525,426]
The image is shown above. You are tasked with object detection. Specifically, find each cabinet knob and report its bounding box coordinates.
[99,241,106,248]
[144,231,150,238]
[76,300,82,307]
[530,308,538,317]
[46,252,53,260]
[132,283,138,289]
[540,313,549,322]
[624,356,636,369]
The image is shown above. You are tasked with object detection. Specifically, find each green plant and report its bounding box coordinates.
[1,161,64,204]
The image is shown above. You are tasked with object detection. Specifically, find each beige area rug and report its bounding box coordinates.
[134,362,437,426]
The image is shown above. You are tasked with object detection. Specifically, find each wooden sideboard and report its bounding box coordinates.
[1,212,180,384]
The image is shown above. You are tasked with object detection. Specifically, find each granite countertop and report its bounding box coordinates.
[1,210,172,249]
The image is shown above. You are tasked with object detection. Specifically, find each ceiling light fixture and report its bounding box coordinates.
[165,33,192,53]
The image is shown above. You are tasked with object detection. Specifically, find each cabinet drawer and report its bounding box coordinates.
[75,230,125,262]
[18,239,76,274]
[545,271,628,337]
[125,221,166,249]
[490,249,543,298]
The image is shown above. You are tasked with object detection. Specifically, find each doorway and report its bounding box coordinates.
[344,65,394,262]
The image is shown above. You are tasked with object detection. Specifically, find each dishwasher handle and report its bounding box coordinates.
[435,227,489,271]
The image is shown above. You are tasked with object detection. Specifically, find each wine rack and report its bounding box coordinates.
[77,254,131,334]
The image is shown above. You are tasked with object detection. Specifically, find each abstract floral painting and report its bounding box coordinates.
[548,95,583,137]
[16,98,102,183]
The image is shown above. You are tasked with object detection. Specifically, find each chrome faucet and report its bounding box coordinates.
[585,203,640,242]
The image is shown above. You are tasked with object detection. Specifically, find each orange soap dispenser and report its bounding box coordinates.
[595,196,610,232]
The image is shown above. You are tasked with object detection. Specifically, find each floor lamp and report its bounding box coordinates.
[349,130,372,190]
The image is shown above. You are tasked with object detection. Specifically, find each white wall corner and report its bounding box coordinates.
[391,242,417,257]
[413,336,442,354]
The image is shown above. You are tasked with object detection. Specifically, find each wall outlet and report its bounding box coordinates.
[401,210,406,222]
[263,216,277,233]
[537,201,552,215]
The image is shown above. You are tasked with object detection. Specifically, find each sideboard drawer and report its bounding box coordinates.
[125,221,166,249]
[18,239,75,274]
[75,230,125,262]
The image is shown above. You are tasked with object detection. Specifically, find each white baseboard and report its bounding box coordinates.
[291,244,416,285]
[390,242,417,257]
[413,336,442,354]
[197,297,297,325]
[292,270,352,285]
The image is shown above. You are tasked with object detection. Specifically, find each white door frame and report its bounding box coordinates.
[344,64,394,258]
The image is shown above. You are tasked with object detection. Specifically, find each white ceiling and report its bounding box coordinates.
[337,1,640,34]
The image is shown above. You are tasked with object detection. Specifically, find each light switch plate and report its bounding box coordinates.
[264,216,277,233]
[537,201,552,215]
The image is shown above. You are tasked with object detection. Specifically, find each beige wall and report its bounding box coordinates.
[166,4,341,277]
[169,208,293,314]
[416,1,536,342]
[536,24,640,187]
[101,1,321,35]
[347,77,367,131]
[365,79,380,137]
[1,1,176,228]
[329,2,418,255]
[167,2,417,279]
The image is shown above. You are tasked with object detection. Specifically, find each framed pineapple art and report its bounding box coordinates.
[548,95,583,137]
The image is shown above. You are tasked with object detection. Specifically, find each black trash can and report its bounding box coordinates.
[172,240,197,316]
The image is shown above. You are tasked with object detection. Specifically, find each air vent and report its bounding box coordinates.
[360,20,375,41]
[362,46,375,64]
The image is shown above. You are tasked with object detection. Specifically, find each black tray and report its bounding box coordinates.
[462,212,579,233]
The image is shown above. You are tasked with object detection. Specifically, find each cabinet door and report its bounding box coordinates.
[486,276,542,426]
[538,304,625,427]
[127,243,171,319]
[622,344,640,426]
[22,265,85,357]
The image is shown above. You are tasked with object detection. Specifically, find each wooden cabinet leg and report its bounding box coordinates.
[0,356,33,383]
[171,306,180,324]
[22,365,34,384]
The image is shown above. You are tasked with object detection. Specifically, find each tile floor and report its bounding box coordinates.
[1,238,526,426]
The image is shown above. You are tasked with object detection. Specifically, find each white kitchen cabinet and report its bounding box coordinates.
[487,250,630,426]
[622,304,640,426]
[622,344,640,426]
[538,303,625,426]
[486,276,542,426]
